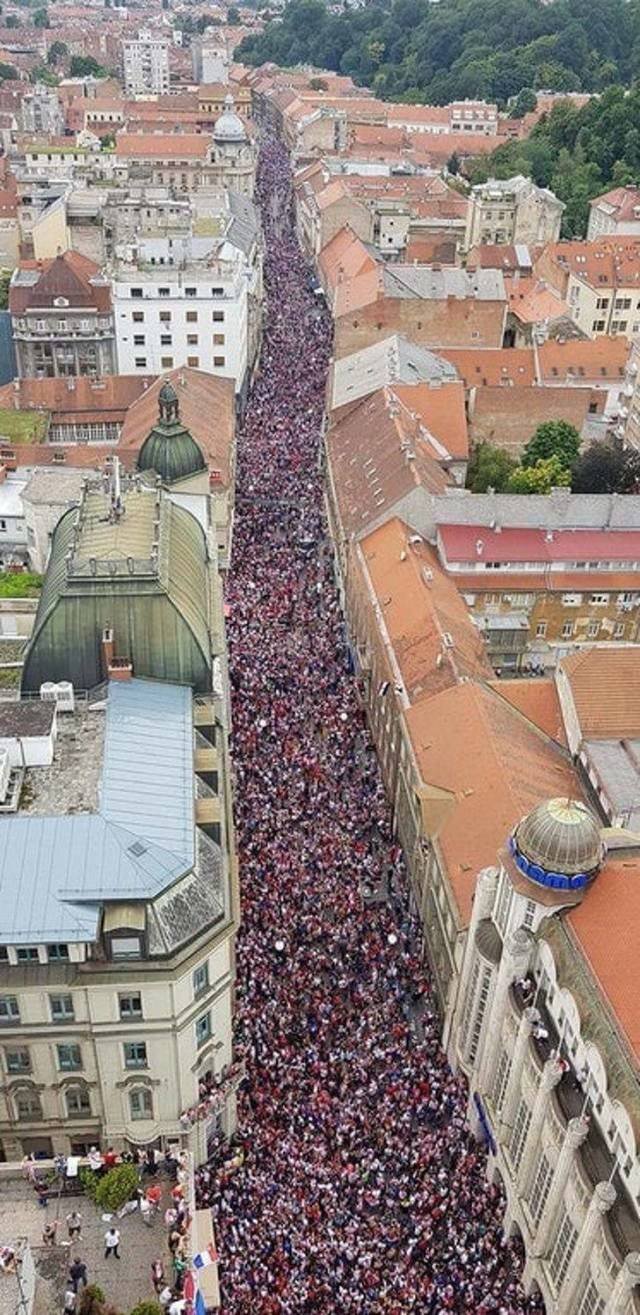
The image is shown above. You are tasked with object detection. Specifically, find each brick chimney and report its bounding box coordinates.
[101,626,133,681]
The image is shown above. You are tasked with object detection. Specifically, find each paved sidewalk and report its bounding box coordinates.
[0,1178,171,1315]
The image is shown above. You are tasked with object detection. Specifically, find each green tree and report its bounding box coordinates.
[571,442,640,493]
[69,54,107,77]
[227,4,240,20]
[94,1163,138,1213]
[509,87,536,118]
[522,420,581,469]
[30,64,58,85]
[0,268,11,310]
[508,454,572,494]
[4,15,19,26]
[0,62,18,80]
[130,1304,163,1315]
[466,442,517,493]
[47,39,68,66]
[33,7,48,24]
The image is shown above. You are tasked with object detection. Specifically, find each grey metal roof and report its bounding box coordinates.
[382,265,506,303]
[331,334,458,409]
[21,468,85,508]
[101,679,194,869]
[584,739,640,831]
[0,678,195,943]
[227,190,259,256]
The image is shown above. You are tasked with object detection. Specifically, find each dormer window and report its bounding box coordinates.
[54,297,69,308]
[104,904,146,960]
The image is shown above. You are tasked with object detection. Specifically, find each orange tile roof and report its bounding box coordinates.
[115,133,209,159]
[488,677,568,747]
[590,185,640,222]
[0,375,152,419]
[326,389,450,536]
[568,857,640,1060]
[118,367,235,484]
[438,347,536,388]
[559,647,640,739]
[318,225,378,293]
[405,680,579,922]
[537,336,629,383]
[360,518,492,704]
[541,238,640,289]
[390,380,468,461]
[505,276,569,325]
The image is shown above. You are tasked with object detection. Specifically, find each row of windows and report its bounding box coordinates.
[130,286,225,299]
[14,1084,153,1122]
[5,1041,149,1074]
[130,309,225,323]
[0,962,211,1024]
[132,334,225,348]
[535,619,625,640]
[134,355,225,371]
[0,944,69,964]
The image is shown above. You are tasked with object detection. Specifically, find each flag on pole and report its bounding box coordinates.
[193,1243,218,1270]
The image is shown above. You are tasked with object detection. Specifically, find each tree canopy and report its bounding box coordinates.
[236,0,640,105]
[522,420,582,469]
[69,54,107,77]
[468,82,640,235]
[571,442,640,492]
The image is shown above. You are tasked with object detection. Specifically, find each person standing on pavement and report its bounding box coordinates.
[66,1210,82,1243]
[68,1257,87,1291]
[104,1227,120,1259]
[63,1286,77,1315]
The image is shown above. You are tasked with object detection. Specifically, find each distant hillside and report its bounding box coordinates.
[238,0,640,105]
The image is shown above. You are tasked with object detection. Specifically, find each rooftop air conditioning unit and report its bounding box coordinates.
[40,681,57,702]
[54,681,75,713]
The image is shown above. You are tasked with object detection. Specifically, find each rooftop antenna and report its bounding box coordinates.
[110,455,124,522]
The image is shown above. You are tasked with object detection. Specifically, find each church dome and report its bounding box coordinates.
[509,798,603,894]
[137,378,206,486]
[214,94,246,142]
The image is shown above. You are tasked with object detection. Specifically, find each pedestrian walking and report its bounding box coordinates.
[150,1259,165,1294]
[68,1257,87,1291]
[66,1210,82,1243]
[63,1287,76,1315]
[104,1228,120,1260]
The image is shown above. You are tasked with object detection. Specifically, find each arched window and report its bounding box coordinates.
[14,1087,42,1121]
[129,1087,153,1121]
[66,1085,91,1119]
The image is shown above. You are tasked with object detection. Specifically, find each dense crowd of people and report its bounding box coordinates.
[194,138,546,1315]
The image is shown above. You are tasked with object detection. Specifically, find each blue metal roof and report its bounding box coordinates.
[0,678,195,944]
[101,680,195,869]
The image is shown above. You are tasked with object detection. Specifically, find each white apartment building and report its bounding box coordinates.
[0,675,237,1160]
[123,31,170,97]
[447,798,640,1315]
[112,195,262,406]
[191,35,229,85]
[464,175,564,251]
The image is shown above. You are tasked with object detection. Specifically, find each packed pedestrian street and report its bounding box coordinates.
[195,138,547,1315]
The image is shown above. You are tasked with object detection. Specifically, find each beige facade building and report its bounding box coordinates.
[588,187,640,240]
[0,675,237,1161]
[464,176,564,252]
[449,797,640,1315]
[340,507,640,1313]
[535,239,640,340]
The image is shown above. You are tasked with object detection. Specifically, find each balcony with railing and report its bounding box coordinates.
[511,975,640,1264]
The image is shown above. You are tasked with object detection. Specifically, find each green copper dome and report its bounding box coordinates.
[137,379,206,486]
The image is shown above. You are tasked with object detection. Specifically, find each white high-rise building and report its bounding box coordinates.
[191,35,229,85]
[111,192,262,408]
[123,31,170,97]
